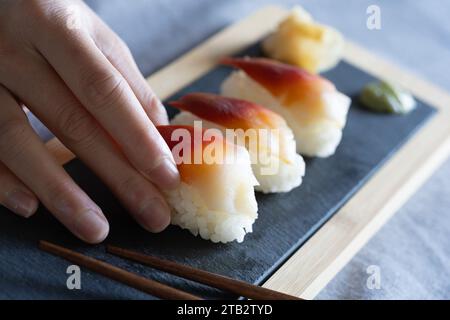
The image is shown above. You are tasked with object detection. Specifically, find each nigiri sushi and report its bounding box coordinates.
[262,6,344,73]
[170,93,305,193]
[221,57,351,158]
[158,125,258,243]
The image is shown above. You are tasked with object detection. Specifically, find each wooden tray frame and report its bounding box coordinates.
[44,6,450,299]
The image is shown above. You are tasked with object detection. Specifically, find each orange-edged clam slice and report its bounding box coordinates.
[221,57,334,109]
[157,125,235,184]
[170,93,283,130]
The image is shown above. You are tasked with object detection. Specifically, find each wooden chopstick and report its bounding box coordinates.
[107,245,302,300]
[39,241,202,300]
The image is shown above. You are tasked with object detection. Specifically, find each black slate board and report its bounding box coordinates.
[0,44,435,299]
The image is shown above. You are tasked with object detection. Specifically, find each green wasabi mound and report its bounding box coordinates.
[360,80,416,114]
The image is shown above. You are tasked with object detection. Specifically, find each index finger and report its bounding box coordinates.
[33,11,179,190]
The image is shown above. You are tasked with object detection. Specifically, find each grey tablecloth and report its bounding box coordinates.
[79,0,448,299]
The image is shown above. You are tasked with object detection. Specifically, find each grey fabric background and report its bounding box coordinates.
[82,0,448,299]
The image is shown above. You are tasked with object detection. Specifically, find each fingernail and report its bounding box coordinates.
[145,156,180,190]
[3,190,38,218]
[136,198,171,233]
[74,210,109,244]
[157,100,169,124]
[162,158,180,187]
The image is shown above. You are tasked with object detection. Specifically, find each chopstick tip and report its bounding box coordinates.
[106,244,117,253]
[38,240,50,249]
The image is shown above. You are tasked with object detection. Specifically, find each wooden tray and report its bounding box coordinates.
[4,6,450,299]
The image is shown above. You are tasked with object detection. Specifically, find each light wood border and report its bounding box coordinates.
[43,6,450,299]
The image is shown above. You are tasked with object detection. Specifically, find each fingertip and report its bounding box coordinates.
[160,158,181,190]
[143,155,180,191]
[3,190,39,219]
[88,224,109,244]
[73,209,110,244]
[23,199,39,219]
[136,198,171,233]
[151,99,169,125]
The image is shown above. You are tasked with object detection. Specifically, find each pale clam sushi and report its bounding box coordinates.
[262,6,344,74]
[158,125,258,243]
[170,93,305,193]
[221,57,351,157]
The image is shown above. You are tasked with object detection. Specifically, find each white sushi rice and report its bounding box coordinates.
[172,112,305,193]
[221,71,351,157]
[164,143,259,243]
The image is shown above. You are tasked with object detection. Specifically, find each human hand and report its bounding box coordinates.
[0,0,179,243]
